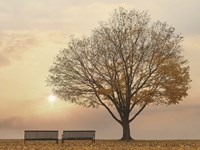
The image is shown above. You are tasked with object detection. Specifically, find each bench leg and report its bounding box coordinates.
[92,138,95,143]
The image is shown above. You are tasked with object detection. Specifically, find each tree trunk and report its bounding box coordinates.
[120,120,133,141]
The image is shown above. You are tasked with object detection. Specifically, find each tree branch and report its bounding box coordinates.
[129,102,148,122]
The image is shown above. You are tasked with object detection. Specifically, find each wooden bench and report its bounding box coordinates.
[24,130,59,144]
[62,130,95,143]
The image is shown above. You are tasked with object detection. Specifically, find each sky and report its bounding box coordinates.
[0,0,200,139]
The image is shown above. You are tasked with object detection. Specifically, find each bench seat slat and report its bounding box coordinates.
[24,130,58,144]
[62,130,95,143]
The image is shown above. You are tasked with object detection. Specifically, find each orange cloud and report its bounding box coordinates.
[0,31,38,67]
[0,53,11,67]
[0,116,24,129]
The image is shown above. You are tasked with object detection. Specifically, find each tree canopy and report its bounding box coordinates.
[47,7,191,140]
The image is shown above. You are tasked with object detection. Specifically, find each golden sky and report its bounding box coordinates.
[0,0,200,139]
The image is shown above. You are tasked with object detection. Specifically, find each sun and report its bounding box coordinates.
[48,94,56,103]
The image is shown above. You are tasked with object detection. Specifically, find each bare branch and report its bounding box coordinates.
[129,102,148,122]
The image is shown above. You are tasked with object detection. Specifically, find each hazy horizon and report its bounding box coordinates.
[0,0,200,140]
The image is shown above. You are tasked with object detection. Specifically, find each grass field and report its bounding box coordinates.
[0,139,200,150]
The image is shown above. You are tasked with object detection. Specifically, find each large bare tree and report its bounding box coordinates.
[47,8,191,140]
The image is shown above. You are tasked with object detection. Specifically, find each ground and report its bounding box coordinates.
[0,140,200,150]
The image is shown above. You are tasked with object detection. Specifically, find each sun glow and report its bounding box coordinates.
[48,94,56,103]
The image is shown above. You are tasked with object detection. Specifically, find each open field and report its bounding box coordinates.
[0,139,200,150]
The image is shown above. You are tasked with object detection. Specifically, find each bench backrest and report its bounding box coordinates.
[24,130,58,140]
[63,130,95,139]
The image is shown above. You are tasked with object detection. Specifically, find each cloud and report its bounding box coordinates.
[0,53,11,67]
[0,31,38,67]
[0,0,129,31]
[1,0,200,37]
[132,103,200,139]
[129,0,200,36]
[0,116,24,129]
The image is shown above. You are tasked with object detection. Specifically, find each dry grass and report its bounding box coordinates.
[0,139,200,150]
